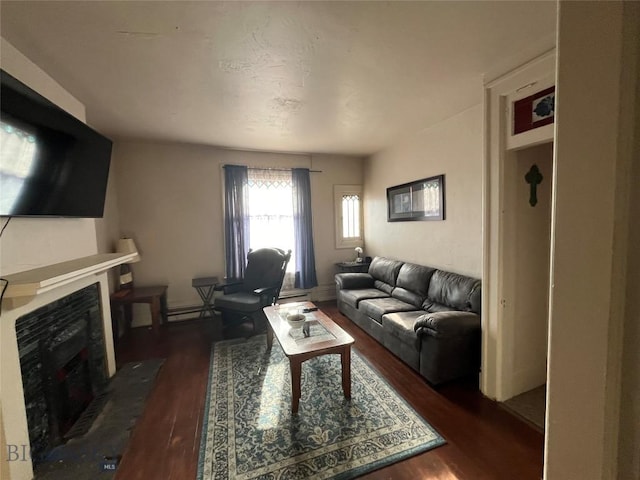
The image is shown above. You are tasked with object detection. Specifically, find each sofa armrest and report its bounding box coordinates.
[414,311,480,338]
[335,273,375,290]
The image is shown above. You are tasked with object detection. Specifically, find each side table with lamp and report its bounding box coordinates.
[110,237,168,344]
[115,237,140,290]
[335,246,371,273]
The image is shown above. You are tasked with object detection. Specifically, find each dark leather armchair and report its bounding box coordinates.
[214,248,292,335]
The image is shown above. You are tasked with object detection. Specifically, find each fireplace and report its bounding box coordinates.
[15,283,109,463]
[1,253,125,480]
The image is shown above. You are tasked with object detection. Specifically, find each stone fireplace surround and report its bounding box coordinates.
[1,253,134,480]
[17,283,109,462]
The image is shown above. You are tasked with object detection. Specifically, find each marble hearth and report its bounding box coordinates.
[1,253,134,480]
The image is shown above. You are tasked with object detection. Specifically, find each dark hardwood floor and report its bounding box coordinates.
[114,301,544,480]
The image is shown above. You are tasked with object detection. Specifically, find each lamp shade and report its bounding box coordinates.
[116,237,140,263]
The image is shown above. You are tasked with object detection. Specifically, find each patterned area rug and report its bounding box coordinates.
[198,335,445,479]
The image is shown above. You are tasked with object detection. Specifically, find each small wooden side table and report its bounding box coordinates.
[335,261,371,273]
[192,276,219,318]
[110,285,168,342]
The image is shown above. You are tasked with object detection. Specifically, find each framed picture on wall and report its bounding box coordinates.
[387,174,445,222]
[513,86,555,135]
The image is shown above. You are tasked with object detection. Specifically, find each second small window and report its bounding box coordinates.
[334,185,363,249]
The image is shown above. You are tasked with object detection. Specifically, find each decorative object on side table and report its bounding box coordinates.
[354,246,364,263]
[116,237,140,290]
[387,174,445,222]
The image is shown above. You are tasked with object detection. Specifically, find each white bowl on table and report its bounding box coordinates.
[286,313,306,330]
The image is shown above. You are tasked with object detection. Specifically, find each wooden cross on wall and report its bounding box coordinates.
[525,164,543,207]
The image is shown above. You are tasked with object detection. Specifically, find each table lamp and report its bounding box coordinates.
[116,237,140,290]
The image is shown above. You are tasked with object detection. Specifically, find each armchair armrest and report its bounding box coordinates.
[214,278,244,294]
[253,286,276,296]
[414,311,480,338]
[252,286,279,306]
[335,273,375,290]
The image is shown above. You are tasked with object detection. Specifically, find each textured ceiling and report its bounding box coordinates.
[0,1,556,156]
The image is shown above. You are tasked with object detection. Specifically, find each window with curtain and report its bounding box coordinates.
[246,168,296,290]
[223,165,318,291]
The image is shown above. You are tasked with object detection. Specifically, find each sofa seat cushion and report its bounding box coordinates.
[382,311,425,350]
[358,297,418,323]
[340,288,390,309]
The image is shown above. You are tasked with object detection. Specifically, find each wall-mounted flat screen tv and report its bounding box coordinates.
[0,69,112,218]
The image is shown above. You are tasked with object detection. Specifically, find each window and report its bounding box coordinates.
[223,164,318,289]
[247,168,295,289]
[334,185,363,249]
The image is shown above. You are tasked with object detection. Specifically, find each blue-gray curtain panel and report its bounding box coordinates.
[224,165,250,279]
[292,168,318,289]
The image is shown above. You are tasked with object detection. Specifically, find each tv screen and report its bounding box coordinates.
[0,69,112,218]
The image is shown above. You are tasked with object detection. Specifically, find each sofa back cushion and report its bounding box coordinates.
[423,270,481,314]
[391,263,437,307]
[368,257,403,294]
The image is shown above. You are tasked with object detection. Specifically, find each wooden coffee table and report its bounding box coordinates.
[263,301,355,413]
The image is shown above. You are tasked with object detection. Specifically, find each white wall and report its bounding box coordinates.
[0,38,98,275]
[509,143,552,397]
[545,2,638,478]
[363,104,483,277]
[309,154,367,285]
[114,141,363,324]
[94,165,122,291]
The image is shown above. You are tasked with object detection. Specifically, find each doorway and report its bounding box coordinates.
[501,142,553,430]
[481,49,555,404]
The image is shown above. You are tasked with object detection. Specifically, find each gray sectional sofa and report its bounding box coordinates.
[335,256,481,385]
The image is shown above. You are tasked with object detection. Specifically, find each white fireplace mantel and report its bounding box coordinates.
[2,253,136,309]
[1,253,132,480]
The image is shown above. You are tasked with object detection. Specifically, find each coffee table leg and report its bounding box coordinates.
[290,359,302,414]
[341,346,351,399]
[266,324,273,351]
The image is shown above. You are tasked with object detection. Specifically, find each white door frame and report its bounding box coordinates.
[481,50,555,401]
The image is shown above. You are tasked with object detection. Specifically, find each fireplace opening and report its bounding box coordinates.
[15,283,109,464]
[42,322,95,443]
[56,348,94,435]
